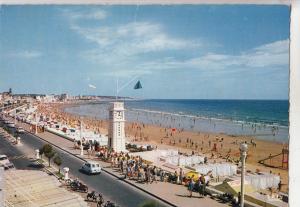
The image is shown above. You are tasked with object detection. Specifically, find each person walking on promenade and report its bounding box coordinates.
[188,175,195,197]
[174,171,178,184]
[198,176,203,198]
[179,168,183,185]
[124,163,128,179]
[120,159,123,173]
[137,167,142,182]
[145,165,149,184]
[160,169,165,182]
[151,166,157,183]
[147,166,151,183]
[200,174,206,197]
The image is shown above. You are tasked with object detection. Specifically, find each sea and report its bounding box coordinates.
[64,99,289,143]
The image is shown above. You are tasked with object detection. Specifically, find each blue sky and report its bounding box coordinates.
[0,5,290,99]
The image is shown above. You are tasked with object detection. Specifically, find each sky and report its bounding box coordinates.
[0,5,290,99]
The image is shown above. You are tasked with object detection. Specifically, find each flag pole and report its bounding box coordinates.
[80,117,83,156]
[117,77,119,100]
[115,75,141,100]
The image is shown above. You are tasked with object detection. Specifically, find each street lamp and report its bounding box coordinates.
[80,117,84,156]
[240,143,248,207]
[35,113,38,134]
[14,108,16,125]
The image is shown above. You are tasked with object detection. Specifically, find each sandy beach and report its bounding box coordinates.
[37,102,289,193]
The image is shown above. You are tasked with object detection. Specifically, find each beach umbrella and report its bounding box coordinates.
[134,80,142,89]
[185,171,200,181]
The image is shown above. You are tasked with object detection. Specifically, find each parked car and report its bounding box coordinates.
[81,161,101,175]
[16,127,25,133]
[0,155,14,170]
[7,122,15,128]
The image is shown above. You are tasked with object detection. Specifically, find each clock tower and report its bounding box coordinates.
[108,102,126,152]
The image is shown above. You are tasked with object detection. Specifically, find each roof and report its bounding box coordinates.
[86,161,100,165]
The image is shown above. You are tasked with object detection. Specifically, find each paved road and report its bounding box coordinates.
[0,130,170,207]
[0,133,38,170]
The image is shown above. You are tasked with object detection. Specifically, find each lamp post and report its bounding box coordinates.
[35,113,38,134]
[240,143,248,207]
[80,117,83,156]
[14,109,16,125]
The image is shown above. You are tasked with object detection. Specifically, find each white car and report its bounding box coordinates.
[81,161,101,175]
[7,122,15,128]
[0,155,14,169]
[16,127,25,133]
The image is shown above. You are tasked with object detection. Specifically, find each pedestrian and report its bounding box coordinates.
[198,177,203,197]
[137,167,142,182]
[152,167,157,183]
[200,174,206,197]
[160,169,165,182]
[179,168,183,185]
[124,163,128,179]
[188,175,195,197]
[144,165,149,183]
[147,166,151,183]
[278,180,282,191]
[174,171,178,184]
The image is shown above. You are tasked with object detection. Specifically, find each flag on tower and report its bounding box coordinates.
[134,80,142,89]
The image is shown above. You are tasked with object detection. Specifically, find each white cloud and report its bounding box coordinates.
[7,50,42,59]
[63,9,288,77]
[67,18,203,77]
[244,39,289,67]
[62,9,107,20]
[72,21,201,56]
[138,39,289,72]
[88,84,96,89]
[253,39,288,54]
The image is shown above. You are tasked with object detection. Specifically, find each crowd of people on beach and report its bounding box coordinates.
[128,108,282,138]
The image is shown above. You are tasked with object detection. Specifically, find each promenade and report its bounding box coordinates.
[16,120,228,207]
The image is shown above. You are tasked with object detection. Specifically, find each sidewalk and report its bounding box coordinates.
[17,121,228,207]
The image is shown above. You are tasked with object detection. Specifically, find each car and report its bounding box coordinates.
[0,155,14,170]
[7,122,15,128]
[81,161,101,175]
[16,127,25,133]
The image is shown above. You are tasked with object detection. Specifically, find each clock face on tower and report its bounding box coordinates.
[115,111,122,119]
